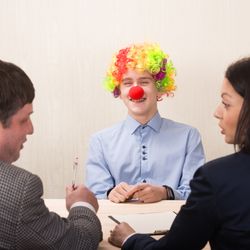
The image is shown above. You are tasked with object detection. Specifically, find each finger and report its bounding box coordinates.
[132,191,139,199]
[142,197,154,203]
[131,188,145,200]
[117,185,131,198]
[66,185,73,194]
[140,192,156,203]
[126,186,140,197]
[108,236,113,244]
[128,183,148,196]
[136,190,150,202]
[72,184,79,190]
[109,194,120,203]
[110,191,127,203]
[115,192,127,202]
[108,235,118,247]
[137,187,148,196]
[120,182,131,191]
[112,186,130,200]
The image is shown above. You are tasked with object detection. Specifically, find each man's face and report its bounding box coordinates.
[119,70,159,123]
[0,103,34,163]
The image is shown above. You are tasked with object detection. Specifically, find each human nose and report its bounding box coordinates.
[128,86,144,100]
[214,104,222,120]
[27,119,34,135]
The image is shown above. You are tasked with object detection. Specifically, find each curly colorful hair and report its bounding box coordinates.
[104,43,176,97]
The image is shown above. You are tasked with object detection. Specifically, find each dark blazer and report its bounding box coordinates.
[123,152,250,250]
[0,160,102,250]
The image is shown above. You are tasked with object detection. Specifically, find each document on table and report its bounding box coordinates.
[108,211,176,235]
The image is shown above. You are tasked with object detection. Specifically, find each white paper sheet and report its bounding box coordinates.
[109,211,176,234]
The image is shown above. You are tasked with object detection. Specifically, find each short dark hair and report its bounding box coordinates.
[0,60,35,127]
[225,57,250,153]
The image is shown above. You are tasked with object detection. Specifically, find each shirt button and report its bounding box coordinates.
[142,151,146,155]
[142,145,146,149]
[142,157,147,160]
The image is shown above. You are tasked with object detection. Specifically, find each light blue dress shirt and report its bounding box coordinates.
[86,112,205,199]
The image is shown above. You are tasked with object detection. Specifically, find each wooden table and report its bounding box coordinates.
[44,199,210,249]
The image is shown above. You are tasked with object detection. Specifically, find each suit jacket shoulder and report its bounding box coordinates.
[0,161,102,250]
[123,152,250,250]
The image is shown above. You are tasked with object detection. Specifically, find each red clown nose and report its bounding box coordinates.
[128,86,144,100]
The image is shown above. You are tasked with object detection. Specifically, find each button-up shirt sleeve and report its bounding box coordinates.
[172,127,205,199]
[86,133,115,199]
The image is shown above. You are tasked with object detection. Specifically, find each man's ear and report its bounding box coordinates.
[0,118,11,129]
[157,92,163,101]
[113,87,120,98]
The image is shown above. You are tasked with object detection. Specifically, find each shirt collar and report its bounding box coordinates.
[125,112,162,134]
[147,112,162,132]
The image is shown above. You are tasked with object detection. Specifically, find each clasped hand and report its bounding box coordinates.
[108,182,167,203]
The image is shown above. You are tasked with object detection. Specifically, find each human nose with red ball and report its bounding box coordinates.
[128,86,144,100]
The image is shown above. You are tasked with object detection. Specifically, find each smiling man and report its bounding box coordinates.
[86,43,205,203]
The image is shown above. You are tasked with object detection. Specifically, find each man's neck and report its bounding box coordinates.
[129,111,158,125]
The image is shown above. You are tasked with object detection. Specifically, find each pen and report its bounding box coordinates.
[72,157,78,189]
[150,229,169,235]
[108,215,121,224]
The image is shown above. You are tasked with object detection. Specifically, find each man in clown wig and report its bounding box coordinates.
[86,43,205,203]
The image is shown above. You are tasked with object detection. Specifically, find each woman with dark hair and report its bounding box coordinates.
[225,57,250,154]
[108,57,250,250]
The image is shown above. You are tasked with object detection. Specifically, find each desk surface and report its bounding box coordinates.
[44,199,210,250]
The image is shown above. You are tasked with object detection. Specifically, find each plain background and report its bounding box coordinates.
[0,0,249,197]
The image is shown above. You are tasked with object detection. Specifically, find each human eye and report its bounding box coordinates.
[139,79,151,86]
[122,80,133,87]
[20,115,32,125]
[20,118,28,125]
[222,101,230,109]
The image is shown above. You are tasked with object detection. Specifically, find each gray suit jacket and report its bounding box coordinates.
[0,160,102,250]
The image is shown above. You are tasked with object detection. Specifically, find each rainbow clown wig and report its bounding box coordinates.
[104,43,176,98]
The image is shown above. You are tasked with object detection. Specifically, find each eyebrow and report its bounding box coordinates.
[122,77,154,82]
[221,93,232,98]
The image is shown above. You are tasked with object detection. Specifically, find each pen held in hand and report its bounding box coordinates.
[108,215,121,224]
[72,157,78,190]
[150,229,169,235]
[108,215,168,235]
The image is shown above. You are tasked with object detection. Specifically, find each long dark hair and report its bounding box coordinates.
[0,60,35,127]
[225,57,250,153]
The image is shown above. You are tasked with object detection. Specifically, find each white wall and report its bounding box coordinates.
[0,0,249,197]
